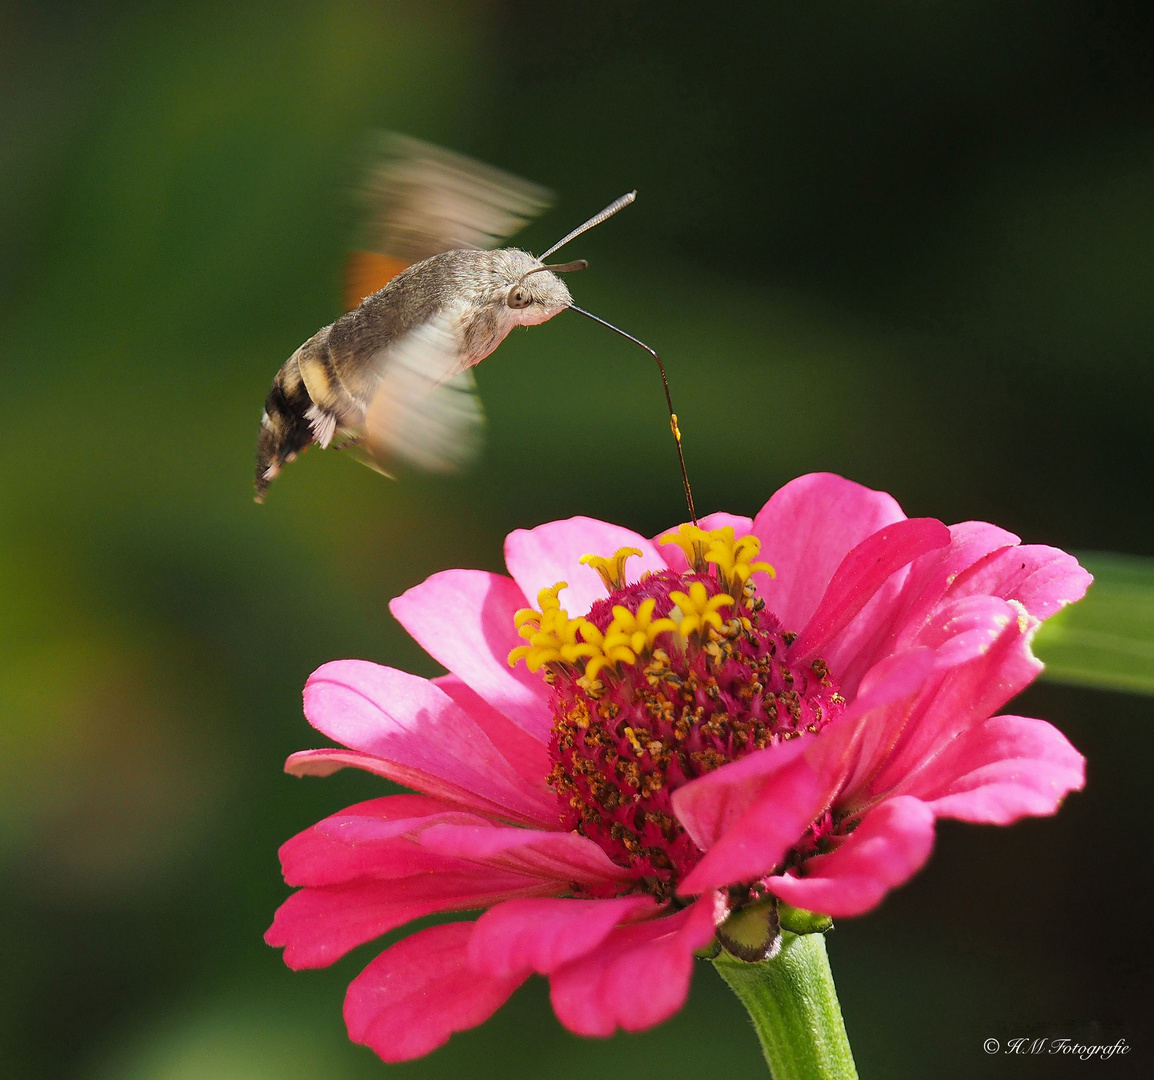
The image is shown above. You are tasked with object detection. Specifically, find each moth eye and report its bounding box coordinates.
[506,285,532,309]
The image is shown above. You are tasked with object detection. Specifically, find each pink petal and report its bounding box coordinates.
[818,596,1018,745]
[268,803,588,969]
[798,647,937,813]
[861,608,1043,804]
[950,541,1093,620]
[676,755,822,895]
[345,923,526,1062]
[303,659,555,825]
[675,647,935,896]
[277,796,489,886]
[825,524,1089,691]
[766,796,936,917]
[504,516,669,617]
[906,714,1086,823]
[284,747,528,822]
[751,473,906,632]
[283,807,623,891]
[800,524,1013,695]
[654,512,755,572]
[860,522,1024,663]
[914,595,1025,670]
[469,895,661,977]
[671,738,813,852]
[418,822,632,888]
[789,517,952,663]
[266,868,557,969]
[549,896,718,1036]
[284,750,546,826]
[390,569,554,743]
[432,674,553,797]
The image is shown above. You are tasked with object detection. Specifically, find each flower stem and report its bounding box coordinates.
[713,932,858,1080]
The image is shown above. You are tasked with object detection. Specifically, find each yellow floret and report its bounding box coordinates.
[578,598,677,680]
[580,547,643,592]
[508,582,598,672]
[703,528,775,593]
[670,581,735,637]
[509,533,759,679]
[660,524,775,597]
[659,523,714,572]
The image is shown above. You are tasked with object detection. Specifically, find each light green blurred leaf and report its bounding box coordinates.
[1035,552,1154,695]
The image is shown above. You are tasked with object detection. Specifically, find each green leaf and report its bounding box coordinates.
[1035,552,1154,695]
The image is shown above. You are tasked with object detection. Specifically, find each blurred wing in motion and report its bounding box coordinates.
[357,311,485,474]
[343,133,553,309]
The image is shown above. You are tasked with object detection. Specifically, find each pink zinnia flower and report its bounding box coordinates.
[266,473,1089,1062]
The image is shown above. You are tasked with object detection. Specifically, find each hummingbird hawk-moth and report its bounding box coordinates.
[254,134,635,502]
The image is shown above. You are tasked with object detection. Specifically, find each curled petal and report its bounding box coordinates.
[345,923,526,1062]
[766,796,936,917]
[800,647,936,813]
[831,524,1092,690]
[671,738,813,852]
[277,796,489,887]
[268,804,579,969]
[851,522,1025,668]
[862,606,1043,803]
[949,537,1093,621]
[674,744,823,895]
[915,595,1025,670]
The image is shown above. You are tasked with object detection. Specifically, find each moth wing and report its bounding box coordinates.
[344,132,553,309]
[358,312,485,474]
[343,252,412,313]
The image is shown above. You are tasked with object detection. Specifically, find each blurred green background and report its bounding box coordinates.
[2,1,1152,1077]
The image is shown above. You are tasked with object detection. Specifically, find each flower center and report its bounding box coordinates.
[510,526,845,900]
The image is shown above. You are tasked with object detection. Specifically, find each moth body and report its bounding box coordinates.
[255,248,571,501]
[252,133,633,502]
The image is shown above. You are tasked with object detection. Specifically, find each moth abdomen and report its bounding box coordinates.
[255,334,334,503]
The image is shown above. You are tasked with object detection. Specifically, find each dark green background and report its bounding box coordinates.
[1,2,1151,1077]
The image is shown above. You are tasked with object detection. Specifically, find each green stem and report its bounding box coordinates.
[713,932,858,1080]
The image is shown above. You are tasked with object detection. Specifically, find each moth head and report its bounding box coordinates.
[504,257,586,324]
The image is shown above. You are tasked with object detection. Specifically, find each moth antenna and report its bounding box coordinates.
[567,304,697,525]
[539,191,637,260]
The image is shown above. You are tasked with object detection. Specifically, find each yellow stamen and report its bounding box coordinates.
[509,533,767,678]
[508,582,597,672]
[670,581,735,637]
[659,523,714,572]
[510,578,679,681]
[580,547,643,592]
[578,598,677,680]
[660,525,776,596]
